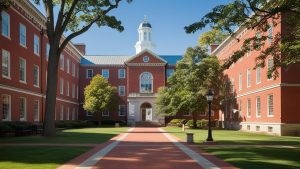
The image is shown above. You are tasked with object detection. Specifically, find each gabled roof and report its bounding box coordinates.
[125,49,167,64]
[81,55,131,65]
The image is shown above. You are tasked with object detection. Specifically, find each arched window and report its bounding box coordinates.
[140,72,153,93]
[144,32,147,41]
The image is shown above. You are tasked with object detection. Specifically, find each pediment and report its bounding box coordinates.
[125,49,167,65]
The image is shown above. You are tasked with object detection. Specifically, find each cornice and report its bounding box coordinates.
[126,63,166,66]
[81,64,126,68]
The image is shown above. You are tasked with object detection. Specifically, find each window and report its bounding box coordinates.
[34,34,40,56]
[268,25,273,44]
[2,95,11,121]
[166,69,174,78]
[140,72,153,93]
[267,57,274,80]
[256,67,261,84]
[256,97,261,117]
[33,65,39,87]
[247,69,251,87]
[247,99,251,117]
[46,43,50,61]
[66,58,70,73]
[118,86,125,96]
[19,24,26,47]
[19,58,26,83]
[1,11,10,37]
[72,108,75,120]
[247,125,250,130]
[72,84,75,98]
[19,97,26,121]
[60,78,64,95]
[33,100,39,122]
[66,107,70,120]
[256,126,260,131]
[2,49,10,78]
[118,69,125,79]
[60,105,64,120]
[268,94,274,116]
[102,110,109,116]
[60,54,64,70]
[76,86,78,99]
[66,81,69,96]
[143,56,149,62]
[86,111,93,116]
[268,126,273,132]
[255,32,262,50]
[102,69,109,79]
[72,63,75,77]
[119,105,126,116]
[238,73,242,91]
[86,69,93,79]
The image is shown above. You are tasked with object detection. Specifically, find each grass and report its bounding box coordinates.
[163,126,300,145]
[0,146,90,169]
[164,126,300,169]
[0,127,129,144]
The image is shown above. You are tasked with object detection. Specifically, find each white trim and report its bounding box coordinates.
[267,94,274,117]
[139,72,153,93]
[86,69,93,79]
[1,49,11,79]
[118,105,126,116]
[1,11,10,39]
[19,97,27,121]
[125,49,167,63]
[66,107,70,120]
[247,68,251,88]
[118,85,126,96]
[19,23,27,47]
[256,96,261,118]
[33,100,39,122]
[246,98,251,118]
[236,83,280,98]
[238,72,242,91]
[19,57,27,83]
[60,105,64,120]
[33,64,39,87]
[33,34,40,56]
[67,58,70,74]
[60,54,64,70]
[240,122,283,125]
[60,78,64,95]
[118,69,126,79]
[1,94,11,121]
[126,63,166,66]
[102,69,109,79]
[256,67,261,84]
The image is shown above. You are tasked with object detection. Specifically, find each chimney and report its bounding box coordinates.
[74,43,86,55]
[210,44,219,54]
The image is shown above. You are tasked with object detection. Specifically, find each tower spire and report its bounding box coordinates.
[135,16,155,54]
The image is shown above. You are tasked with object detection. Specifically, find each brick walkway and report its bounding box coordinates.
[58,127,237,169]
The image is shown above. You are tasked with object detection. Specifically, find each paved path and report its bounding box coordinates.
[58,127,236,169]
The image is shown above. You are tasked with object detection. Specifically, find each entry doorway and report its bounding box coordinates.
[140,102,152,121]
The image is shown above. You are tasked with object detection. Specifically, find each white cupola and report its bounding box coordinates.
[135,16,155,54]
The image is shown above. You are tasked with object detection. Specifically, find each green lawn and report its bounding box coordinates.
[0,127,128,144]
[164,127,300,169]
[0,146,90,169]
[164,127,300,145]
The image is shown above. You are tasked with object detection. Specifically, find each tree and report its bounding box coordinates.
[30,0,131,136]
[185,0,300,78]
[155,46,225,128]
[83,75,117,126]
[198,29,228,50]
[0,0,10,14]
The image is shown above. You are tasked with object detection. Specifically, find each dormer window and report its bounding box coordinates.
[143,56,149,62]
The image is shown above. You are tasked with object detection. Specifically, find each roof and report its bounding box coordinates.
[81,55,183,65]
[140,22,152,28]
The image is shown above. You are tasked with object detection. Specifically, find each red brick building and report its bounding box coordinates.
[0,0,81,123]
[212,16,300,135]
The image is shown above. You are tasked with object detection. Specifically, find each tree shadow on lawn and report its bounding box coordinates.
[0,146,90,169]
[203,147,300,169]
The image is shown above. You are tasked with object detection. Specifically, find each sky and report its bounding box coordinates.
[35,0,230,56]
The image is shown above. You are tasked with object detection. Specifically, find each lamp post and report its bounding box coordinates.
[206,89,214,142]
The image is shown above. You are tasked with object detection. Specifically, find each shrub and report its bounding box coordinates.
[186,120,194,128]
[168,119,184,127]
[197,119,208,128]
[55,120,95,129]
[0,122,13,132]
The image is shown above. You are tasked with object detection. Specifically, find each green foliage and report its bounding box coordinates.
[185,0,300,78]
[168,119,186,127]
[185,119,208,128]
[0,0,11,13]
[198,29,229,49]
[55,121,95,129]
[83,74,117,114]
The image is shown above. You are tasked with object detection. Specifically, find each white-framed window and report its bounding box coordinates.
[60,78,64,95]
[143,56,149,62]
[19,23,26,47]
[247,69,251,87]
[66,58,70,74]
[118,86,125,96]
[86,69,93,79]
[76,86,78,99]
[119,105,126,116]
[60,105,64,120]
[72,84,75,98]
[72,63,75,77]
[46,43,50,61]
[256,67,261,84]
[267,57,274,80]
[256,96,261,117]
[140,72,153,93]
[1,11,10,38]
[268,94,274,117]
[66,81,70,96]
[33,65,39,87]
[238,73,242,91]
[102,110,109,116]
[2,49,10,79]
[33,100,39,122]
[86,111,93,116]
[60,54,64,70]
[19,58,26,83]
[34,34,40,56]
[238,100,242,115]
[102,69,109,79]
[247,99,251,117]
[268,24,273,44]
[118,69,125,79]
[72,107,75,120]
[167,69,175,78]
[66,107,70,120]
[19,97,27,121]
[2,94,11,121]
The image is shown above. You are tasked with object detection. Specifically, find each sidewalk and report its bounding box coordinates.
[58,127,237,169]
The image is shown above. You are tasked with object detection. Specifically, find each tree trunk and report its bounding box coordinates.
[44,45,60,137]
[192,112,197,129]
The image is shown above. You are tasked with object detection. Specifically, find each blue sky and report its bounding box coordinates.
[36,0,230,55]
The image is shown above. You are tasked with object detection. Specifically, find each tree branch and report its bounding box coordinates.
[54,0,66,35]
[60,0,79,33]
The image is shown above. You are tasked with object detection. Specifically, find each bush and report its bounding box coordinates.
[0,122,13,132]
[55,120,95,129]
[186,120,194,128]
[197,119,208,128]
[168,119,185,127]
